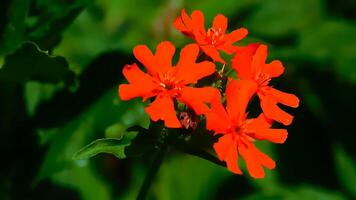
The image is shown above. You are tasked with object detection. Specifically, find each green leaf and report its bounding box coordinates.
[27,0,94,49]
[0,42,75,84]
[105,123,126,138]
[73,133,137,160]
[35,91,136,181]
[150,153,230,200]
[52,164,111,200]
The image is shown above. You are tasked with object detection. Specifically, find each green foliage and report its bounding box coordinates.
[52,164,111,200]
[152,154,230,200]
[0,0,30,54]
[334,145,356,197]
[73,134,138,160]
[0,42,75,84]
[0,0,355,199]
[298,20,356,83]
[246,0,323,36]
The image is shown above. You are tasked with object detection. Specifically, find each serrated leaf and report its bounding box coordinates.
[0,42,75,84]
[73,132,138,160]
[35,91,138,182]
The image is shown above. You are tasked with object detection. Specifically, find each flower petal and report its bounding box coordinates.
[263,87,300,108]
[226,79,258,125]
[259,93,294,125]
[249,144,276,170]
[200,44,225,63]
[119,64,159,101]
[133,45,156,75]
[247,113,272,130]
[222,28,248,44]
[251,45,268,75]
[181,8,193,30]
[214,134,242,174]
[133,42,174,77]
[263,60,284,78]
[216,44,238,54]
[119,84,157,101]
[232,43,259,79]
[253,128,288,144]
[174,44,215,84]
[145,94,181,128]
[154,41,175,72]
[191,10,205,33]
[205,97,230,133]
[178,87,221,115]
[238,142,265,178]
[213,14,228,33]
[176,43,200,67]
[173,16,188,32]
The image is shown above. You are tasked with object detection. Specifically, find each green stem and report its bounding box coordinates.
[136,145,167,200]
[183,147,226,167]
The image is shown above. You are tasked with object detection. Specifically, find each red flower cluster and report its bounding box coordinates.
[118,9,299,178]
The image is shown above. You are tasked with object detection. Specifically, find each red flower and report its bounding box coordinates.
[119,41,220,128]
[205,79,288,178]
[232,44,299,125]
[174,9,248,63]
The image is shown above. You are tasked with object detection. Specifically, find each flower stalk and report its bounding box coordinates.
[136,144,167,200]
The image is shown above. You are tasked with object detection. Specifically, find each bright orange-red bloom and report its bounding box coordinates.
[119,41,220,128]
[174,9,248,63]
[232,44,300,125]
[205,79,288,178]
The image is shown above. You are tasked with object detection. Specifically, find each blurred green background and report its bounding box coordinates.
[0,0,356,199]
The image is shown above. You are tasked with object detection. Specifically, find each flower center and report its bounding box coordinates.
[255,73,271,87]
[206,27,224,45]
[158,72,182,96]
[159,81,176,90]
[228,121,255,145]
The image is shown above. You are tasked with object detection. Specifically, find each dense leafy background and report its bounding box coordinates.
[0,0,355,199]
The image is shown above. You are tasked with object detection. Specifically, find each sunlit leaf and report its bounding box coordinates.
[73,133,137,160]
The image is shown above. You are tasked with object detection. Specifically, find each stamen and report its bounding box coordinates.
[256,73,271,86]
[207,27,224,45]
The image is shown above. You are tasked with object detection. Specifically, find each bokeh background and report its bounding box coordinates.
[1,0,356,199]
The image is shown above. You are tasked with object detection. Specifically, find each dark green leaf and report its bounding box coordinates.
[0,42,75,84]
[0,0,31,55]
[28,0,94,49]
